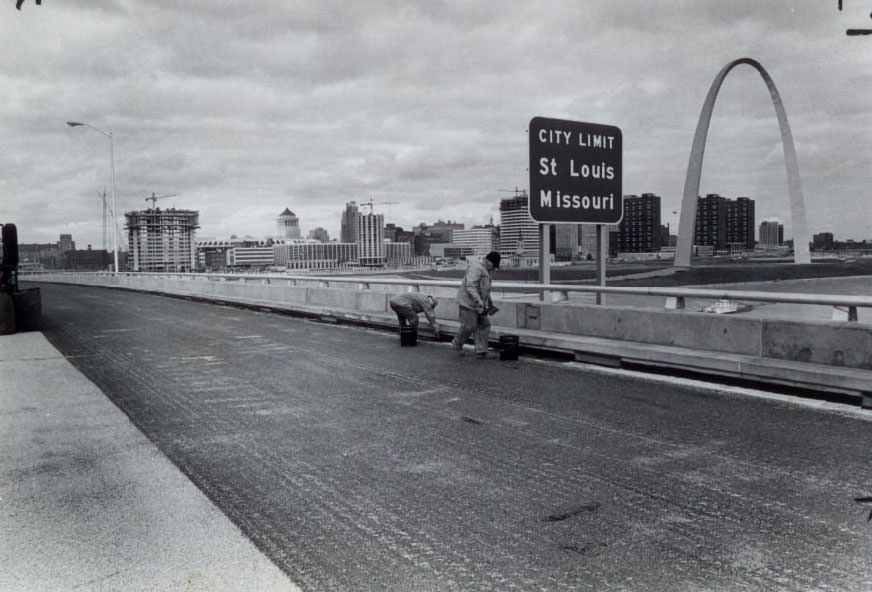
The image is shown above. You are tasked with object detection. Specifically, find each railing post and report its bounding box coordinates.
[832,305,858,322]
[665,296,686,310]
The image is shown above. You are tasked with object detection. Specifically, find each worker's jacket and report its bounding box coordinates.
[456,259,492,311]
[389,292,438,326]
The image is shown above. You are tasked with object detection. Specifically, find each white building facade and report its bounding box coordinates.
[358,213,385,267]
[499,195,539,257]
[759,220,784,247]
[274,240,358,270]
[453,226,499,258]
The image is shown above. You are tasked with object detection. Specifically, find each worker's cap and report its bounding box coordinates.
[484,251,501,269]
[426,294,438,307]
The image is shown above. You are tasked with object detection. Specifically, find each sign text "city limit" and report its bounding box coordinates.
[528,116,623,224]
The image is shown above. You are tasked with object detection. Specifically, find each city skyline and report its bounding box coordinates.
[21,187,872,255]
[2,3,870,249]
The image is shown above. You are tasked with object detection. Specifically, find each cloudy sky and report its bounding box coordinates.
[2,0,870,248]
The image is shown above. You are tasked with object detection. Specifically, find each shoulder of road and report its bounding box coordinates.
[0,331,301,592]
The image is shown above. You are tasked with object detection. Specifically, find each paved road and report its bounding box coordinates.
[34,283,872,591]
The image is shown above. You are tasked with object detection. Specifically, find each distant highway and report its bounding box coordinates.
[34,282,872,592]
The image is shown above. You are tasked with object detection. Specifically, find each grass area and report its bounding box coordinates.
[615,258,872,287]
[409,258,872,287]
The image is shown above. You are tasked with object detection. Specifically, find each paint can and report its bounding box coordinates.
[400,325,417,347]
[499,335,519,360]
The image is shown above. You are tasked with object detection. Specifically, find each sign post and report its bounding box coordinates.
[596,224,605,304]
[529,116,622,303]
[538,224,550,301]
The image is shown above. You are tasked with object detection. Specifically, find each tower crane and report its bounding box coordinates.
[144,193,180,209]
[497,187,528,197]
[359,198,398,213]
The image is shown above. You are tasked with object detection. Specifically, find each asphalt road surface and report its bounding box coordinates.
[34,282,872,591]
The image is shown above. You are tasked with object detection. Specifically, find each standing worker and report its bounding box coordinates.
[389,292,440,335]
[452,251,500,358]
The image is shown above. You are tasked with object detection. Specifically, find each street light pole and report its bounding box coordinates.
[66,121,119,274]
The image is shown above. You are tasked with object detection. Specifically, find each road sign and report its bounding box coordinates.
[529,116,623,224]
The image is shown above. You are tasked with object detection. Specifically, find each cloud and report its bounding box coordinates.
[1,0,870,248]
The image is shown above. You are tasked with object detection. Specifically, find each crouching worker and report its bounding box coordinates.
[389,293,440,336]
[452,251,500,358]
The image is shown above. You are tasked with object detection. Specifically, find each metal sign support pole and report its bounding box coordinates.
[539,223,550,301]
[596,224,606,305]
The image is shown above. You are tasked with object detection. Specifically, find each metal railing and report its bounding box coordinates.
[22,270,872,322]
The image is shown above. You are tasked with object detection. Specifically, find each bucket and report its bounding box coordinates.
[400,325,418,347]
[499,335,519,360]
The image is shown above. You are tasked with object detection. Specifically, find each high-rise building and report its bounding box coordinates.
[125,207,199,272]
[357,212,384,267]
[341,201,360,244]
[277,208,301,239]
[726,197,755,250]
[579,225,599,260]
[618,193,661,253]
[759,220,784,246]
[499,194,539,256]
[554,224,580,261]
[693,194,755,253]
[575,224,620,259]
[694,194,727,250]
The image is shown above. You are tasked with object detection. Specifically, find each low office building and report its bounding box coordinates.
[453,226,499,259]
[274,240,358,270]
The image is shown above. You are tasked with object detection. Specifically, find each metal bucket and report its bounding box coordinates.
[499,335,519,360]
[400,325,418,347]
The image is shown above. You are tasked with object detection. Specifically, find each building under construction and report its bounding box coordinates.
[125,207,199,272]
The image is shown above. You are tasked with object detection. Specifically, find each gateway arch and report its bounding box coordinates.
[674,57,810,267]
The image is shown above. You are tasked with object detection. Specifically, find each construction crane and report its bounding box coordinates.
[497,187,528,197]
[144,193,180,209]
[359,198,398,213]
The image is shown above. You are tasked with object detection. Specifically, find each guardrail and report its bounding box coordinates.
[22,270,872,322]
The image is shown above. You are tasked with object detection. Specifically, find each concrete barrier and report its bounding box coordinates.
[26,273,872,399]
[762,320,872,369]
